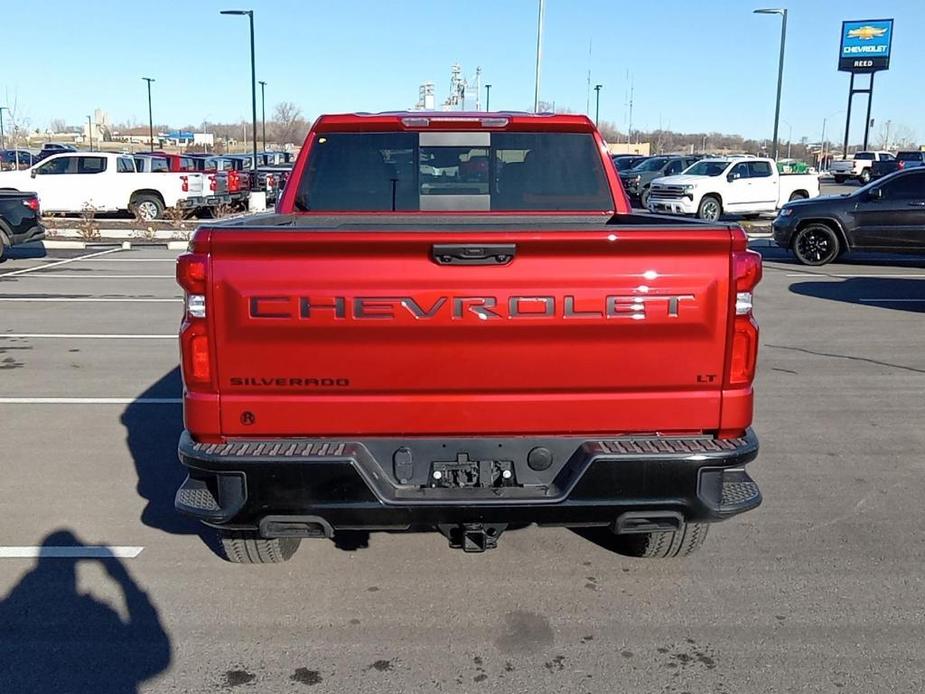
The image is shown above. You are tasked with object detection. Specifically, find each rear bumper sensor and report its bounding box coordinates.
[177,429,759,530]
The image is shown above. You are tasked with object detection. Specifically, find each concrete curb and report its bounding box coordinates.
[28,239,187,251]
[40,240,87,250]
[45,228,189,240]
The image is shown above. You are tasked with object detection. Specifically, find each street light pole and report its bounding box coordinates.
[142,77,155,152]
[0,106,7,151]
[593,84,603,126]
[820,118,827,168]
[485,84,492,111]
[87,115,93,152]
[754,8,788,161]
[258,80,267,149]
[533,0,545,112]
[221,9,258,177]
[780,119,793,158]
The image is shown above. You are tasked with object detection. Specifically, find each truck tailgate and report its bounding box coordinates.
[208,227,733,437]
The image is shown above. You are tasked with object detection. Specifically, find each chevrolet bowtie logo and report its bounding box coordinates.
[847,26,887,40]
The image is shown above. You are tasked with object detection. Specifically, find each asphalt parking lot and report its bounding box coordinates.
[1,243,924,693]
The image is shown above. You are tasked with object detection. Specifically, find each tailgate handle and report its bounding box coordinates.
[432,244,515,266]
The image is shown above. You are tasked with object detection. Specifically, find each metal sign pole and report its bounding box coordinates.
[842,72,854,158]
[862,72,875,150]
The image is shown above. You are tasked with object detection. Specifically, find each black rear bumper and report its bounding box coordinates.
[9,224,45,247]
[176,430,761,536]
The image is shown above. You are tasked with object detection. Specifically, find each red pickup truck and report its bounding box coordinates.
[174,112,762,563]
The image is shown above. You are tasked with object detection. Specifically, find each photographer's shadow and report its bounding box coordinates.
[0,530,171,694]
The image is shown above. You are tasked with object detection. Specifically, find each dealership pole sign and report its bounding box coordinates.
[838,19,893,73]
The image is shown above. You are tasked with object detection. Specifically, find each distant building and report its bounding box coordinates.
[607,142,651,156]
[159,131,214,147]
[112,126,157,144]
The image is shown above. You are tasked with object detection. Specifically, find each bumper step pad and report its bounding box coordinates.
[720,477,761,513]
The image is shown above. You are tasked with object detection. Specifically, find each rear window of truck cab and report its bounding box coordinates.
[297,131,613,211]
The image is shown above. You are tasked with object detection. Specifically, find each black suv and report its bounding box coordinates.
[619,155,701,207]
[611,154,649,172]
[772,168,925,265]
[0,191,44,262]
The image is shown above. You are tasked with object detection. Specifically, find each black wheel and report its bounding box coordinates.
[613,522,709,559]
[858,169,871,185]
[833,175,846,184]
[216,530,300,564]
[640,187,651,209]
[131,193,165,221]
[0,223,11,263]
[788,191,808,202]
[697,195,722,221]
[792,223,841,266]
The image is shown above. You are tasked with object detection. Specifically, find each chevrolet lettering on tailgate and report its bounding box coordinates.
[248,294,697,321]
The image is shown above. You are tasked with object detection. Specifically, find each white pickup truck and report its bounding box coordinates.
[829,151,894,185]
[646,157,820,221]
[0,152,199,220]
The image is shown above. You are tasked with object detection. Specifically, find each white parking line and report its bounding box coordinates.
[1,334,175,339]
[0,298,181,303]
[859,299,925,303]
[786,273,925,278]
[0,247,123,278]
[0,397,181,404]
[0,546,144,558]
[68,258,177,262]
[10,274,175,279]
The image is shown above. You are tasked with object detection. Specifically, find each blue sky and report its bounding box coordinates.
[2,0,922,144]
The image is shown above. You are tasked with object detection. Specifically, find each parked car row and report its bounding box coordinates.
[0,149,294,219]
[617,155,704,208]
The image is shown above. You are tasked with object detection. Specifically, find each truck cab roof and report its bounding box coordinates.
[312,111,597,133]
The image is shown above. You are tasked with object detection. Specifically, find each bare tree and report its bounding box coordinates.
[876,121,917,150]
[49,118,68,133]
[270,102,308,146]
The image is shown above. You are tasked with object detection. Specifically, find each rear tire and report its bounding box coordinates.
[788,191,808,202]
[640,187,651,209]
[216,530,300,564]
[0,223,11,263]
[613,522,709,559]
[792,223,841,266]
[130,193,165,221]
[833,175,846,184]
[858,169,871,185]
[697,195,722,221]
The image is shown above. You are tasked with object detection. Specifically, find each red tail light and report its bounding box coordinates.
[180,175,189,192]
[728,316,758,386]
[190,332,211,381]
[209,174,218,192]
[23,197,40,214]
[228,171,240,192]
[177,230,213,390]
[898,161,906,170]
[176,252,207,295]
[725,235,762,388]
